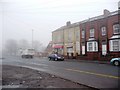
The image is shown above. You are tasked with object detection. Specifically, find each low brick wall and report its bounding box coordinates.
[64,52,120,61]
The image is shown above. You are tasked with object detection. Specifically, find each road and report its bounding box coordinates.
[1,55,120,89]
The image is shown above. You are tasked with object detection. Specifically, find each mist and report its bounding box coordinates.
[0,0,119,57]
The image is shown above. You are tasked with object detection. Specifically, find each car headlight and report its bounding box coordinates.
[58,57,61,59]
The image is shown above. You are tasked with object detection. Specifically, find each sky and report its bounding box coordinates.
[0,0,119,50]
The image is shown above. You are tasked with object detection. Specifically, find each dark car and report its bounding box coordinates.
[48,54,64,61]
[110,58,120,66]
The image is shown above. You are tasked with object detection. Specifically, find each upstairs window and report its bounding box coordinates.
[82,30,85,38]
[90,29,94,37]
[101,27,106,36]
[113,24,120,34]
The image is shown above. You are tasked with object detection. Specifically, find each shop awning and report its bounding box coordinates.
[53,45,63,49]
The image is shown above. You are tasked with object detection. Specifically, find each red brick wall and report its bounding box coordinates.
[107,15,119,38]
[78,13,119,61]
[85,20,99,41]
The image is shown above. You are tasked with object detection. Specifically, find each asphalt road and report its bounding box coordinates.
[1,55,120,89]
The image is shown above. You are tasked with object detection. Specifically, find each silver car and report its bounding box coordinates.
[110,58,120,66]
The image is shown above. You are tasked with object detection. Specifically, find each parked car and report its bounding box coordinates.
[48,54,64,61]
[110,58,120,66]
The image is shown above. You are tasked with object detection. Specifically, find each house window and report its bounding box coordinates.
[109,39,120,51]
[68,31,72,41]
[113,24,120,34]
[113,41,119,51]
[76,30,80,41]
[94,42,97,51]
[82,30,85,38]
[82,45,85,55]
[88,42,93,51]
[101,27,106,36]
[102,42,107,55]
[90,29,94,37]
[87,41,98,52]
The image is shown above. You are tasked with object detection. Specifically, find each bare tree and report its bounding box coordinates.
[33,40,42,52]
[18,39,30,50]
[5,39,18,55]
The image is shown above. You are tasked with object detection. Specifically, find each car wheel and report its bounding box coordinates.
[22,55,24,58]
[49,58,51,60]
[55,58,57,61]
[113,61,119,66]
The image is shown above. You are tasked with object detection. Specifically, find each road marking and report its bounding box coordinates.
[66,68,120,79]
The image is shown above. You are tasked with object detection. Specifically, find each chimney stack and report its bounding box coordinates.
[66,21,71,26]
[103,9,110,16]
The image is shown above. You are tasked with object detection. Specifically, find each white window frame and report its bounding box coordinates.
[102,42,107,55]
[90,29,95,37]
[88,42,93,51]
[109,39,120,52]
[101,27,106,36]
[82,45,85,55]
[67,47,73,53]
[87,41,98,52]
[76,41,80,54]
[76,30,80,41]
[82,30,85,38]
[113,24,120,34]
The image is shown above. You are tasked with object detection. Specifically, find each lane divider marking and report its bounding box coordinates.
[66,68,120,79]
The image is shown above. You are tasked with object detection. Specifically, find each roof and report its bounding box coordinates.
[52,10,118,32]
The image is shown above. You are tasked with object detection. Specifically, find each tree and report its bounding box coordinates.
[18,39,30,50]
[5,39,18,55]
[33,40,43,52]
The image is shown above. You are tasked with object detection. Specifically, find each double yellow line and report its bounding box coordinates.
[66,68,120,79]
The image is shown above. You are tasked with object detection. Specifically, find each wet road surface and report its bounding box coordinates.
[2,55,120,89]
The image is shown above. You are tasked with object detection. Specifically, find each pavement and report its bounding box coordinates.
[42,57,110,64]
[2,65,96,89]
[65,59,110,64]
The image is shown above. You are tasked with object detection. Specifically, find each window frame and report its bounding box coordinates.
[101,26,106,36]
[113,23,120,35]
[109,39,120,52]
[113,41,119,51]
[87,41,98,52]
[102,41,107,55]
[90,28,95,38]
[81,30,85,38]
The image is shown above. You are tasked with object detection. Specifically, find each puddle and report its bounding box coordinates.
[2,85,21,88]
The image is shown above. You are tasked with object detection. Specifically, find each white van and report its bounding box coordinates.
[21,49,35,58]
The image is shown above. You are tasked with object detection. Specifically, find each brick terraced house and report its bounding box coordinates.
[79,9,120,60]
[52,9,120,61]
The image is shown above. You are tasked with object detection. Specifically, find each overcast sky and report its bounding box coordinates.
[0,0,119,50]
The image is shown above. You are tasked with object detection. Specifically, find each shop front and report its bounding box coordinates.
[53,45,64,55]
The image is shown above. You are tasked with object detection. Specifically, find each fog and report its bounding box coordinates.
[0,0,119,54]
